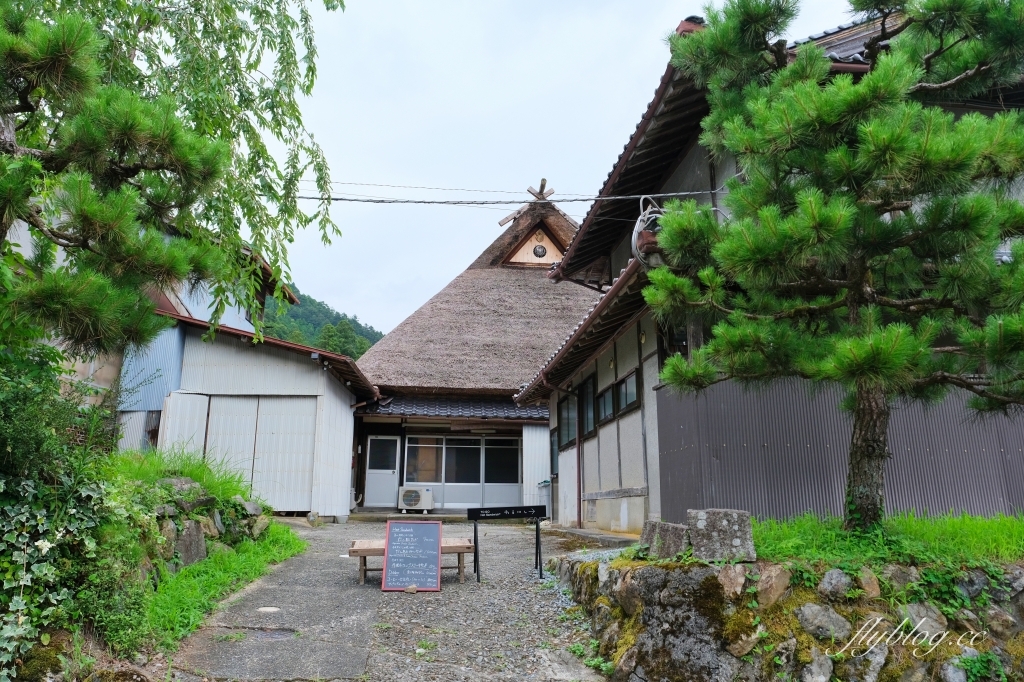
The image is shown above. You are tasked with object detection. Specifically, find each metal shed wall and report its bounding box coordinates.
[158,392,210,453]
[522,424,551,508]
[205,396,259,485]
[311,377,356,518]
[118,411,147,451]
[119,326,185,411]
[180,328,325,396]
[657,381,1024,522]
[252,396,317,511]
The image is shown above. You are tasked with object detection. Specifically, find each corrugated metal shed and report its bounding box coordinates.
[522,424,551,508]
[119,326,185,411]
[657,382,1024,521]
[252,396,318,511]
[205,396,259,485]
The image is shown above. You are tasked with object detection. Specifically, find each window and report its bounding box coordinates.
[579,376,596,437]
[550,429,559,477]
[557,395,576,448]
[367,437,398,470]
[617,372,639,412]
[444,438,481,483]
[406,436,443,482]
[484,438,519,483]
[597,387,615,423]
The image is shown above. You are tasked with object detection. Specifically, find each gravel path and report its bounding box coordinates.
[171,519,602,682]
[360,521,602,682]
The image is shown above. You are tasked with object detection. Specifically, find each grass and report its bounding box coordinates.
[105,448,255,502]
[753,512,1024,567]
[149,521,306,650]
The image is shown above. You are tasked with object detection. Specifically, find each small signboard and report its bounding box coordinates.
[467,505,547,521]
[382,520,442,592]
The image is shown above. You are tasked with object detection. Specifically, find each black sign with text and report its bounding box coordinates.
[382,520,442,592]
[467,505,547,521]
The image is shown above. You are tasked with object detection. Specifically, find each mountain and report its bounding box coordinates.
[264,284,383,360]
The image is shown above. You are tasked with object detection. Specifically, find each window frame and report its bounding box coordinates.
[556,394,577,448]
[578,375,597,440]
[615,370,640,417]
[596,385,616,425]
[549,428,559,479]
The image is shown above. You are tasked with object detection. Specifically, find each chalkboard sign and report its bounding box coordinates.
[382,520,442,592]
[467,505,546,521]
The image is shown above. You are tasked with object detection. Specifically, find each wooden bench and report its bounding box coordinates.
[349,538,475,584]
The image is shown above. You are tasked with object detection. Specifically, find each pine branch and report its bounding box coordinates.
[25,208,99,255]
[910,62,992,93]
[0,87,38,116]
[864,14,915,67]
[914,371,1024,406]
[922,35,969,74]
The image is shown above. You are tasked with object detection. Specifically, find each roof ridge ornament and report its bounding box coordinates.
[498,178,556,226]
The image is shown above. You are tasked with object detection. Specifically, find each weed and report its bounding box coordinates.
[58,630,95,682]
[213,632,246,642]
[754,513,1024,566]
[105,449,253,504]
[538,641,552,650]
[373,623,393,630]
[416,640,437,651]
[567,642,587,657]
[957,652,1007,682]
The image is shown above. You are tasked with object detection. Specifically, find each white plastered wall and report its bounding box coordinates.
[522,424,551,510]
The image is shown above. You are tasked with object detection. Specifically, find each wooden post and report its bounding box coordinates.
[458,552,465,584]
[359,556,366,585]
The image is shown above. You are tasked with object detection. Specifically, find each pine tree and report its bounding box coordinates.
[315,323,343,354]
[645,0,1024,529]
[0,4,228,356]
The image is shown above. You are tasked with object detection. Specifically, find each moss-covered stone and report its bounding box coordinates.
[723,609,757,644]
[15,631,69,682]
[613,606,643,665]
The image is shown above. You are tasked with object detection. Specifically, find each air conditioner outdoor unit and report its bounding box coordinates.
[398,486,434,513]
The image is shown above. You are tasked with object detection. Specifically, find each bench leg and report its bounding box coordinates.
[458,552,465,583]
[359,556,366,585]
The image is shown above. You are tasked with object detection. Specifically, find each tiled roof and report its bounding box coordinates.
[359,396,548,420]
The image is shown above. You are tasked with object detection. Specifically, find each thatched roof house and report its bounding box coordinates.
[353,192,598,513]
[357,199,596,396]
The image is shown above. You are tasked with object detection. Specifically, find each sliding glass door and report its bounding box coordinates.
[404,435,521,508]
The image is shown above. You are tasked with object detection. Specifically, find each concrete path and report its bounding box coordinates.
[169,519,603,682]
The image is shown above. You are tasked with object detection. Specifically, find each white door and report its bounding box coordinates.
[252,397,317,511]
[365,436,400,507]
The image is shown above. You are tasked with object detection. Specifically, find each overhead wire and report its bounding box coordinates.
[293,188,726,205]
[295,179,597,196]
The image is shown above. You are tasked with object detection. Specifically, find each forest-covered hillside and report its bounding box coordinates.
[264,284,383,359]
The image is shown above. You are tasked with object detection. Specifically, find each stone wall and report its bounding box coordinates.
[553,547,1024,682]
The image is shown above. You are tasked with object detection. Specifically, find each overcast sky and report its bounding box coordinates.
[286,1,852,333]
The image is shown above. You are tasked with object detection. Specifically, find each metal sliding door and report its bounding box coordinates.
[205,396,259,485]
[252,396,317,511]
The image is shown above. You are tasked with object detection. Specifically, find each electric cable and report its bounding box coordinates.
[293,188,727,205]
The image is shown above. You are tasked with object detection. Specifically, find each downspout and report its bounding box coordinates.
[540,370,582,529]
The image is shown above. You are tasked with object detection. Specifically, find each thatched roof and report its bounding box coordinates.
[357,201,598,395]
